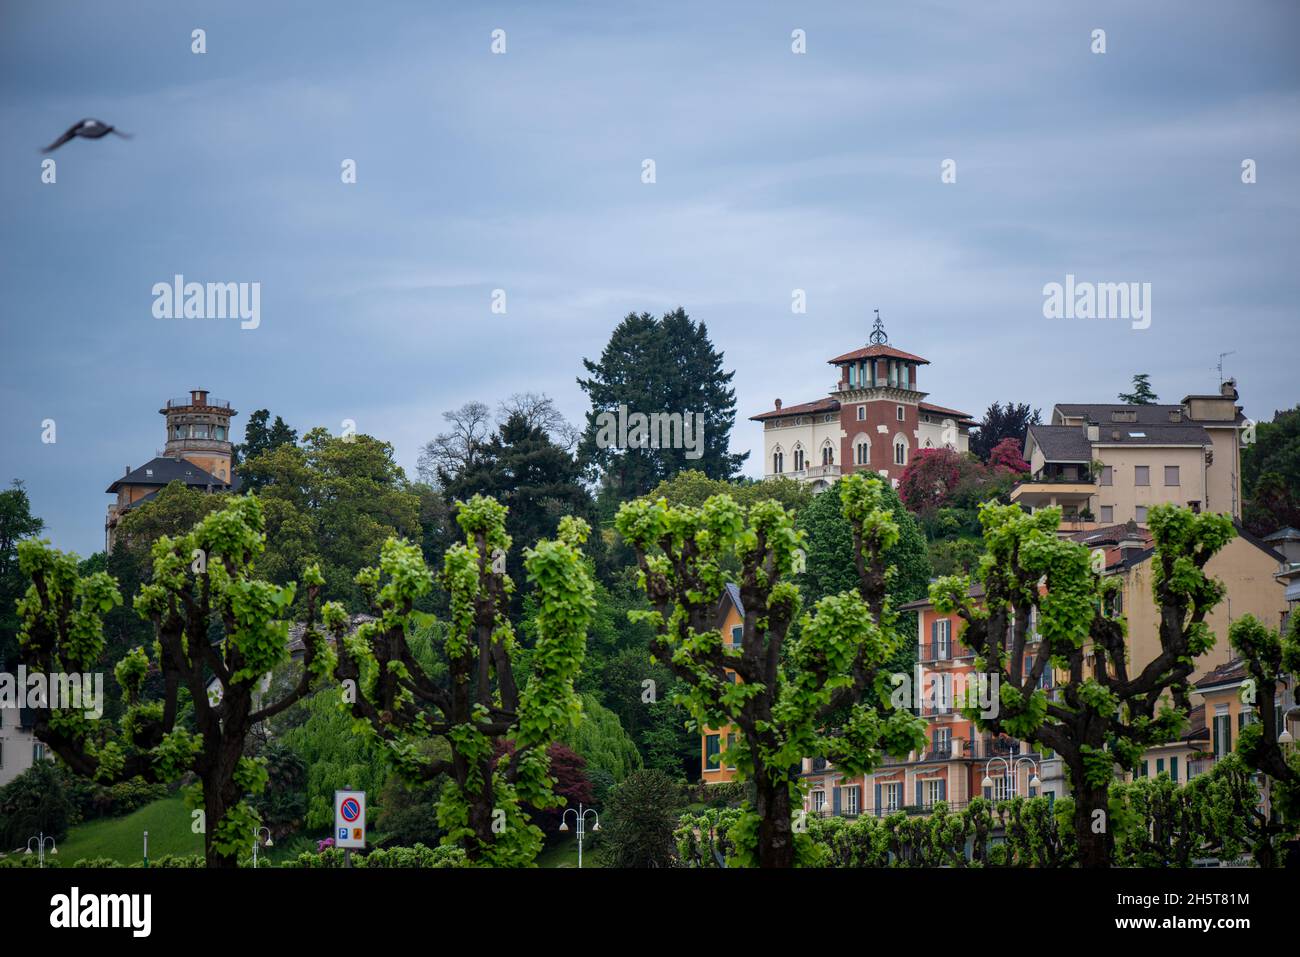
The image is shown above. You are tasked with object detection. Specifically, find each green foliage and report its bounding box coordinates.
[598,768,684,867]
[0,760,75,848]
[929,499,1235,867]
[238,427,423,608]
[578,308,747,508]
[16,496,332,867]
[619,473,928,866]
[331,495,596,866]
[561,693,642,783]
[1117,373,1159,405]
[282,842,469,868]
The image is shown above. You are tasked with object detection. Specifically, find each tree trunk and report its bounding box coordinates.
[203,775,239,869]
[1073,782,1113,868]
[753,773,794,868]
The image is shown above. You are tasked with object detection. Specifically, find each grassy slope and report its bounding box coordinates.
[58,794,204,864]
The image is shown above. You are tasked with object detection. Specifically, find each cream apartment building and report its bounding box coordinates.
[1012,379,1246,525]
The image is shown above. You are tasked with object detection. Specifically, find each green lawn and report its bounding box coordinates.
[57,794,204,865]
[536,835,602,868]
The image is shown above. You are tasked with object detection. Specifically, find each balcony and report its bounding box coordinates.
[1009,480,1095,512]
[918,642,977,663]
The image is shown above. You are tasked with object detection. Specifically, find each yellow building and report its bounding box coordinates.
[700,584,745,784]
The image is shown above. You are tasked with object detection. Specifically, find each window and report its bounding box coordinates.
[1156,758,1165,776]
[729,624,742,648]
[931,618,952,658]
[1213,708,1232,758]
[843,785,860,816]
[992,774,1013,801]
[772,450,784,474]
[726,733,738,770]
[1170,756,1179,782]
[881,782,901,813]
[705,734,721,769]
[925,778,945,807]
[932,727,951,756]
[793,448,805,471]
[1140,761,1148,778]
[857,406,865,421]
[1135,466,1150,486]
[896,405,905,421]
[894,440,907,466]
[1164,465,1179,486]
[812,790,826,814]
[1100,466,1113,486]
[1100,505,1113,523]
[821,444,834,466]
[856,441,869,465]
[1135,505,1148,523]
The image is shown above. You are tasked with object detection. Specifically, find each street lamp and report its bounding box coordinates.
[25,833,57,868]
[252,826,273,869]
[1279,706,1296,745]
[982,755,1042,799]
[558,803,600,869]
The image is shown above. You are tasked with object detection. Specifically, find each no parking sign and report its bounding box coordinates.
[334,790,367,849]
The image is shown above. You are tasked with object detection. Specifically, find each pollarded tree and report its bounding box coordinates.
[1226,612,1300,842]
[931,502,1234,867]
[16,496,333,867]
[616,472,927,868]
[329,495,595,866]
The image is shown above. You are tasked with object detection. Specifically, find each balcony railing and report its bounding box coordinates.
[918,643,977,662]
[165,396,232,410]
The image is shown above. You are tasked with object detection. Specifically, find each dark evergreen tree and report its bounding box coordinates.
[0,481,44,667]
[442,412,596,606]
[232,408,298,484]
[578,308,747,507]
[1118,373,1159,405]
[970,401,1041,461]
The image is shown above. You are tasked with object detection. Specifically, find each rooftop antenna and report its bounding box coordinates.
[1216,351,1235,385]
[868,308,888,345]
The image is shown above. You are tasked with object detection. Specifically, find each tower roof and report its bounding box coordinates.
[827,343,929,365]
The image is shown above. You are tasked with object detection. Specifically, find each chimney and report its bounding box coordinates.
[191,389,208,406]
[124,465,130,475]
[1168,409,1182,423]
[774,398,782,410]
[1221,377,1237,399]
[1111,429,1121,441]
[1086,424,1099,442]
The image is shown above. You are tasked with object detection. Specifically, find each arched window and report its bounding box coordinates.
[853,434,870,466]
[893,434,908,466]
[772,447,784,474]
[820,442,834,466]
[793,445,805,472]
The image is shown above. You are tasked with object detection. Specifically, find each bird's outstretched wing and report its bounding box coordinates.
[41,124,79,153]
[109,129,133,139]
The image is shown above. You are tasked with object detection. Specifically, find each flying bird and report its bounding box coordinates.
[42,119,132,153]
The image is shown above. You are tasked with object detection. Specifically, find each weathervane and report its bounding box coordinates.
[868,308,888,345]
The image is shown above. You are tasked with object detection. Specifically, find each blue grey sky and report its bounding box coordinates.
[2,0,1298,557]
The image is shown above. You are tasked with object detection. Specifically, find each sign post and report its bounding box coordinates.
[333,789,367,867]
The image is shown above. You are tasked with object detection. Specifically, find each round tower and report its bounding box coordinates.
[160,389,238,483]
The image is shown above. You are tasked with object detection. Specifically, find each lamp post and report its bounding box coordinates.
[981,755,1042,800]
[558,803,600,869]
[25,833,57,868]
[252,826,273,869]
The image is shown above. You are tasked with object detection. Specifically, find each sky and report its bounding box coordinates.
[1,0,1298,557]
